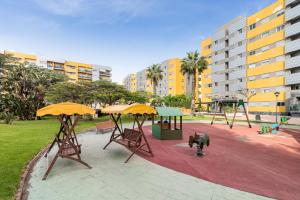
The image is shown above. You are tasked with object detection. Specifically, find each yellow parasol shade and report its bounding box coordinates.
[36,102,96,117]
[102,104,156,115]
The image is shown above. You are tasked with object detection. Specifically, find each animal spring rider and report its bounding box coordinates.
[189,133,210,156]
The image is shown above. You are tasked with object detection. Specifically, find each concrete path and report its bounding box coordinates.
[27,130,272,200]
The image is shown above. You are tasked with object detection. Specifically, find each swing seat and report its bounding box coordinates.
[117,128,142,148]
[60,143,82,157]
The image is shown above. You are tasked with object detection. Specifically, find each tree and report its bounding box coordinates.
[0,63,67,120]
[0,53,18,72]
[146,64,163,96]
[181,51,208,112]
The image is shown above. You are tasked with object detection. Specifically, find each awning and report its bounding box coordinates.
[155,107,183,117]
[102,104,156,115]
[37,102,95,116]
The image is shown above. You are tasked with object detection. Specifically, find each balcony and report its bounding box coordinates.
[286,0,298,6]
[291,90,300,97]
[286,21,300,38]
[54,65,64,70]
[285,38,300,54]
[286,72,300,85]
[286,4,300,22]
[286,55,300,70]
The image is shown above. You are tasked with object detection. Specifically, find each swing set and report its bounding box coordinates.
[210,99,251,129]
[101,104,156,163]
[37,102,95,180]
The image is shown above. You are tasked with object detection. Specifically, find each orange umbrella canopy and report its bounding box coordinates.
[102,104,156,115]
[36,102,95,117]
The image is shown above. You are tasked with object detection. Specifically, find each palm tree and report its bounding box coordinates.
[146,64,163,96]
[181,51,208,112]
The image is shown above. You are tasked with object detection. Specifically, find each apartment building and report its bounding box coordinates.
[285,0,300,112]
[246,0,286,114]
[123,58,187,96]
[136,69,153,93]
[200,0,300,114]
[123,73,137,92]
[2,50,112,82]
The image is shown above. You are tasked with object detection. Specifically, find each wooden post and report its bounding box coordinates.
[174,116,177,130]
[169,116,171,129]
[180,116,182,130]
[211,101,218,125]
[230,103,238,129]
[160,116,163,130]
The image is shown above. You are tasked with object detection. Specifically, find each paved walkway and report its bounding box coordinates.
[27,130,271,200]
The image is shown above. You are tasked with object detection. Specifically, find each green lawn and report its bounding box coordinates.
[0,116,112,200]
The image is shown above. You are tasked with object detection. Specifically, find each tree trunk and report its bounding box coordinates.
[191,70,197,113]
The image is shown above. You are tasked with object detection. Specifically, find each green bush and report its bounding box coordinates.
[0,112,15,124]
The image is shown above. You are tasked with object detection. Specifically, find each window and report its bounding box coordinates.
[249,23,256,30]
[238,78,243,83]
[238,29,243,34]
[215,82,218,86]
[238,65,243,70]
[263,89,270,93]
[238,41,243,46]
[215,52,218,55]
[249,76,255,81]
[262,31,269,38]
[214,40,218,45]
[249,51,256,56]
[208,84,212,88]
[225,84,229,92]
[277,25,284,32]
[225,62,229,69]
[277,11,284,17]
[261,59,270,65]
[238,53,243,58]
[225,73,229,80]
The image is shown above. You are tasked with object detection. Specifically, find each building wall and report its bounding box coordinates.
[285,0,300,107]
[201,38,213,104]
[2,50,111,82]
[246,0,286,113]
[136,69,153,93]
[200,0,300,114]
[210,16,247,99]
[123,73,137,92]
[124,58,187,97]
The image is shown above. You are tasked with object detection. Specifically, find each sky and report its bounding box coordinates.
[0,0,275,83]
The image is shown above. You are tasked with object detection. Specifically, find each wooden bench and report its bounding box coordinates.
[117,128,142,148]
[96,120,114,134]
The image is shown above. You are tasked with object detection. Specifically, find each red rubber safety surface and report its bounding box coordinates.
[140,123,300,200]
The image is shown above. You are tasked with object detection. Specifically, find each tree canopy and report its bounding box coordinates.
[181,51,208,112]
[0,63,67,120]
[146,64,163,96]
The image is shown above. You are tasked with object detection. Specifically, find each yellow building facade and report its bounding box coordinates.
[3,50,111,83]
[200,38,213,105]
[167,58,186,96]
[246,0,286,113]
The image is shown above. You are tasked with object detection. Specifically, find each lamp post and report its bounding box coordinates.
[274,92,280,124]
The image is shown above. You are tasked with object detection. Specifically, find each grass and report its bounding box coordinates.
[0,116,114,200]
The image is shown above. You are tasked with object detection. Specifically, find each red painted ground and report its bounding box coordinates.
[140,123,300,200]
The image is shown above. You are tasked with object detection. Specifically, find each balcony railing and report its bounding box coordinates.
[286,55,300,70]
[286,4,300,22]
[286,21,300,38]
[285,38,300,54]
[286,72,300,85]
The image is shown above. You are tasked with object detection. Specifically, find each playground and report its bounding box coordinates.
[16,103,300,200]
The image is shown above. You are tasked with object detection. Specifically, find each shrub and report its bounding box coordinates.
[0,112,15,124]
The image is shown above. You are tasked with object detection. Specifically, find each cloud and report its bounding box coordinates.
[32,0,158,23]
